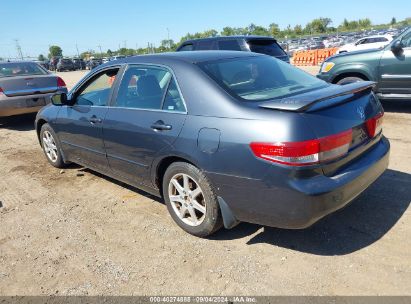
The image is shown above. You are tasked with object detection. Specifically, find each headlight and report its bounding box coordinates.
[320,62,335,73]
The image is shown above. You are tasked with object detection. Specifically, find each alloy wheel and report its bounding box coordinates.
[42,131,58,163]
[168,173,206,227]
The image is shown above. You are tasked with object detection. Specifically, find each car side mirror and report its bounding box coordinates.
[391,40,404,54]
[51,92,68,106]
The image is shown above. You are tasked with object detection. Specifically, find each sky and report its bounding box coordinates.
[1,0,410,58]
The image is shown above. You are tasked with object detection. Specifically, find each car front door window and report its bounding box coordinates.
[402,32,411,48]
[75,69,118,106]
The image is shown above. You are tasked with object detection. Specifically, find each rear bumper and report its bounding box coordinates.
[0,93,53,117]
[209,137,390,229]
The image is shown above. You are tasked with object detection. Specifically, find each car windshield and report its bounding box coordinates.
[247,40,287,57]
[198,56,327,101]
[0,62,47,78]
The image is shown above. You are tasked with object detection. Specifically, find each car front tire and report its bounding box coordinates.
[337,76,364,85]
[163,162,223,237]
[40,123,66,168]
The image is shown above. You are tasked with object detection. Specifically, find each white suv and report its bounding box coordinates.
[339,35,393,53]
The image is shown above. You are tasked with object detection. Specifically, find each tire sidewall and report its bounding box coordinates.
[162,162,222,237]
[337,77,364,85]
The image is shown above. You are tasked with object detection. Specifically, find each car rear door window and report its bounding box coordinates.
[402,32,411,48]
[162,78,186,112]
[378,37,388,42]
[247,40,287,57]
[115,66,185,112]
[75,69,119,106]
[218,40,242,51]
[178,44,194,51]
[195,40,216,50]
[0,62,48,78]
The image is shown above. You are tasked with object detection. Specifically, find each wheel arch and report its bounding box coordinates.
[154,155,198,197]
[36,118,48,145]
[331,71,370,84]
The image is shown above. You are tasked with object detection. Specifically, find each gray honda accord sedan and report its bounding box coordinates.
[35,51,390,237]
[0,61,67,118]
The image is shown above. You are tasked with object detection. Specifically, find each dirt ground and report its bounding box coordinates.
[0,68,410,296]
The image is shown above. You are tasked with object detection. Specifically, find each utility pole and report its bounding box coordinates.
[166,28,170,49]
[76,43,80,58]
[14,39,23,60]
[97,44,102,57]
[123,40,127,49]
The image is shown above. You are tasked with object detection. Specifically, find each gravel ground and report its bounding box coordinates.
[0,68,410,296]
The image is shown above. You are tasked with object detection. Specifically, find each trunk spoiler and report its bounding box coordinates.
[258,81,376,112]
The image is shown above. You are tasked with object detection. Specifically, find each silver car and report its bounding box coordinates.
[0,61,67,118]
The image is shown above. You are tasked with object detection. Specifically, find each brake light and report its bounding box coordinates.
[365,112,384,138]
[0,87,3,94]
[250,129,353,166]
[57,77,66,88]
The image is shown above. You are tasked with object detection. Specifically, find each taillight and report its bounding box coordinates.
[57,77,66,88]
[250,129,353,166]
[0,87,3,94]
[365,112,384,138]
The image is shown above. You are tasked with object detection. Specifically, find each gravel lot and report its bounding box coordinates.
[0,68,410,296]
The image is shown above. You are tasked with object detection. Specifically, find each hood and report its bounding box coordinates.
[327,48,382,61]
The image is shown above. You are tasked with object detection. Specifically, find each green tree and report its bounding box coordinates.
[48,45,62,58]
[38,54,45,61]
[307,17,332,33]
[221,27,236,36]
[359,18,372,28]
[107,49,113,56]
[201,29,218,38]
[160,39,175,50]
[269,23,281,37]
[249,24,270,36]
[391,17,397,25]
[294,24,303,36]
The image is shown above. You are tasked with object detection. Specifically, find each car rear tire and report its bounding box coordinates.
[336,76,364,85]
[40,123,66,168]
[163,162,223,237]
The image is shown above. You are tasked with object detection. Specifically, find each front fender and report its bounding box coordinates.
[35,105,61,138]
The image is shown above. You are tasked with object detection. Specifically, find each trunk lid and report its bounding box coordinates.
[259,82,384,176]
[0,75,58,97]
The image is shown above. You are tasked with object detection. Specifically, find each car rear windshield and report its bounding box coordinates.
[197,56,327,102]
[0,62,47,78]
[247,39,287,57]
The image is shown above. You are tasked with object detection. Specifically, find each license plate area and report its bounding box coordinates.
[26,98,46,107]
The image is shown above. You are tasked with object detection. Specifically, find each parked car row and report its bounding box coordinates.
[47,57,121,72]
[283,27,407,56]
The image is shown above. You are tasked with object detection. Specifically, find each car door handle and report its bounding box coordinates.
[89,116,102,124]
[151,120,172,131]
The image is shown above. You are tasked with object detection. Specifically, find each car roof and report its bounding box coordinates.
[0,61,37,64]
[181,35,277,44]
[104,51,262,66]
[357,35,392,40]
